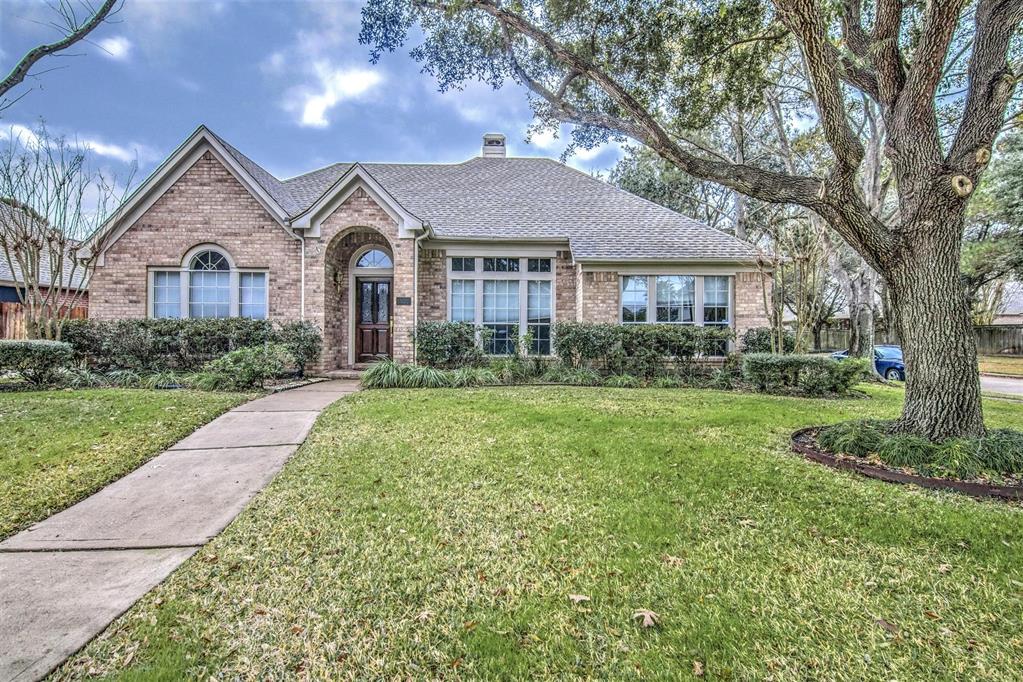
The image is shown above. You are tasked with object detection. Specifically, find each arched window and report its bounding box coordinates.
[356,249,392,269]
[188,249,231,318]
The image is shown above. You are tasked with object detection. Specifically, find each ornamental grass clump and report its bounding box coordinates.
[361,359,409,389]
[816,420,890,458]
[402,364,452,388]
[604,373,643,388]
[449,366,499,388]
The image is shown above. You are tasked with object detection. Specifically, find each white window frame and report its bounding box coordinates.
[147,245,269,319]
[446,256,556,355]
[618,274,733,355]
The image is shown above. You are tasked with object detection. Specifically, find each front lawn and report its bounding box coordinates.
[56,386,1023,680]
[979,355,1023,377]
[0,388,249,539]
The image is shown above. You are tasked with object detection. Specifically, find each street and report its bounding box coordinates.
[981,375,1023,398]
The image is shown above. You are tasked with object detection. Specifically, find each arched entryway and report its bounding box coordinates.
[322,228,394,369]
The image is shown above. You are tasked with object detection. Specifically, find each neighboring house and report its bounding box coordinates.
[0,251,88,305]
[82,126,771,372]
[993,281,1023,326]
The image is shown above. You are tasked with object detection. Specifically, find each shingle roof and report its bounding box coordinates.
[0,203,88,290]
[218,132,763,263]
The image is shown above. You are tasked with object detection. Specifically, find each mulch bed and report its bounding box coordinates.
[791,427,1023,502]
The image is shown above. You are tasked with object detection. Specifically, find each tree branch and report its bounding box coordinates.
[0,0,119,101]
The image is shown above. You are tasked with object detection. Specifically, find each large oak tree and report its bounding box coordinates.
[362,0,1022,440]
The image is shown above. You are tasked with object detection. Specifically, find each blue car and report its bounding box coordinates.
[831,345,906,381]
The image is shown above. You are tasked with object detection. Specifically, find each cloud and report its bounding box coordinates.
[287,64,383,128]
[97,36,132,61]
[2,124,42,150]
[263,3,384,128]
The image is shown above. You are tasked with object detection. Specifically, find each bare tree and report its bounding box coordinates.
[0,0,120,111]
[0,123,130,339]
[362,0,1023,439]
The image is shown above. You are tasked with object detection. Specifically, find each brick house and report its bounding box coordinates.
[82,126,771,372]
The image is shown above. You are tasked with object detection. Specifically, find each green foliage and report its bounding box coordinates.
[361,359,409,389]
[412,322,489,368]
[553,322,733,377]
[604,373,642,388]
[651,375,685,388]
[403,365,452,388]
[816,420,891,458]
[876,434,939,470]
[104,369,142,388]
[540,364,602,386]
[449,366,500,388]
[742,353,867,396]
[820,420,1023,480]
[202,344,294,390]
[274,321,323,373]
[740,326,796,353]
[489,357,537,384]
[51,366,103,389]
[61,319,320,373]
[0,340,73,384]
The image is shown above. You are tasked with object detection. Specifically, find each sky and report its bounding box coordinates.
[0,0,624,188]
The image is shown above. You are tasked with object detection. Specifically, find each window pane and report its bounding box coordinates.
[189,270,229,318]
[656,275,695,323]
[451,257,475,272]
[190,250,229,271]
[483,257,519,272]
[621,276,648,323]
[528,280,552,354]
[239,272,267,319]
[527,258,551,273]
[376,281,389,322]
[703,276,730,324]
[483,280,519,354]
[153,271,181,319]
[360,281,374,323]
[450,280,475,322]
[356,249,392,268]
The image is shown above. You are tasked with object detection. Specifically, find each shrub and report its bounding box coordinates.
[652,375,685,388]
[0,340,73,384]
[977,429,1023,473]
[413,322,489,368]
[52,366,103,388]
[61,318,320,373]
[362,359,408,389]
[816,420,891,458]
[876,434,939,470]
[740,327,796,354]
[552,322,733,373]
[203,343,294,389]
[605,373,642,388]
[926,439,983,480]
[742,353,867,395]
[449,366,499,388]
[403,364,452,388]
[489,357,535,384]
[105,369,142,388]
[275,321,323,373]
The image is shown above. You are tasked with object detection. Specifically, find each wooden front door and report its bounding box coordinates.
[355,278,391,362]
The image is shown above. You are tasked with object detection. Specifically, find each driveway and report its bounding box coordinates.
[0,380,360,682]
[981,375,1023,397]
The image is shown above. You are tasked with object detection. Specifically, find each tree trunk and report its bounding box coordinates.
[886,221,985,440]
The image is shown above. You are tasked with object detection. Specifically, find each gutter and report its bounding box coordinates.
[412,224,432,364]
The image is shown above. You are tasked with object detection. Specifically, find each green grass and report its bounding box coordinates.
[54,386,1023,680]
[0,388,249,539]
[979,355,1023,377]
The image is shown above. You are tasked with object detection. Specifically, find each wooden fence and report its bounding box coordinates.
[815,325,1023,356]
[0,302,88,340]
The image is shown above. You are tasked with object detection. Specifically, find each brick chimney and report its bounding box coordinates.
[481,133,506,158]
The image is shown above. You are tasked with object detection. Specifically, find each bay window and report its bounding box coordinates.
[447,256,555,355]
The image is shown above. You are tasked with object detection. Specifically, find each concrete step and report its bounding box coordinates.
[318,369,364,380]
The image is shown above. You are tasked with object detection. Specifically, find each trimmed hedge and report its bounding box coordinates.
[553,323,733,376]
[742,353,869,395]
[61,318,321,373]
[412,321,491,368]
[739,326,796,353]
[0,340,73,384]
[201,343,295,389]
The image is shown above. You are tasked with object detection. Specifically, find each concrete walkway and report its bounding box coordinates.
[0,380,360,682]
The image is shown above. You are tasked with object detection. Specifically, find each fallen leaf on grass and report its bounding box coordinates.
[661,555,685,567]
[938,563,952,574]
[632,609,660,628]
[416,610,434,622]
[290,625,304,635]
[924,610,940,620]
[569,594,591,605]
[692,660,705,677]
[874,618,898,635]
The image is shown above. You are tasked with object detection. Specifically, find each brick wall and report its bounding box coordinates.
[734,270,772,339]
[417,248,447,322]
[554,250,577,323]
[89,152,302,320]
[580,271,619,323]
